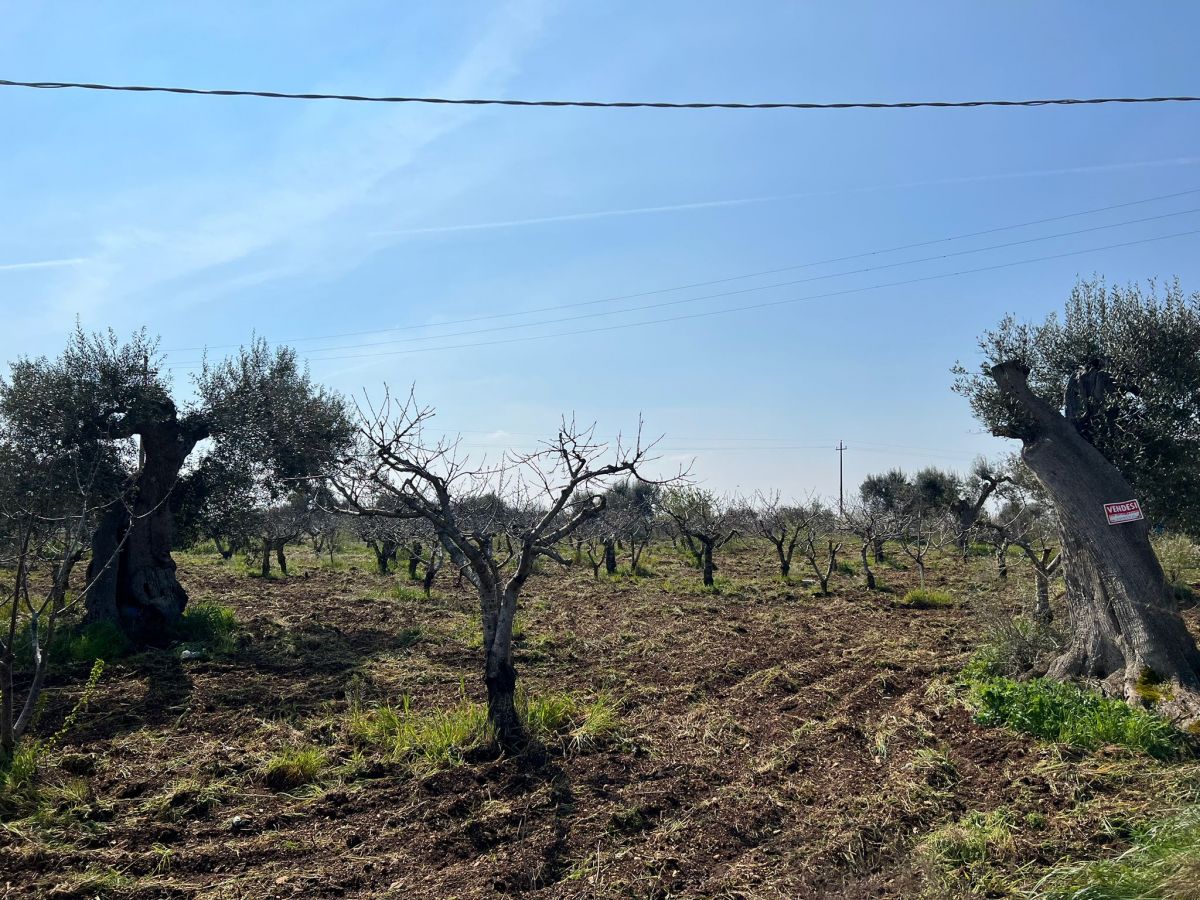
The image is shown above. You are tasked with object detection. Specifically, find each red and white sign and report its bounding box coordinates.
[1104,499,1144,525]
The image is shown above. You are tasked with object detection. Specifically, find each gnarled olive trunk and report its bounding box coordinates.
[990,361,1200,721]
[86,411,207,638]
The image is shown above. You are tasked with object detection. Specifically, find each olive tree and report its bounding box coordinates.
[332,391,668,749]
[1,330,352,642]
[954,278,1200,720]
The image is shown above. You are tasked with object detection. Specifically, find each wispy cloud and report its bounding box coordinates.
[46,0,554,326]
[377,155,1200,238]
[0,257,87,272]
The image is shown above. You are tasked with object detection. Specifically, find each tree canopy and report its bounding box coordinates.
[953,277,1200,536]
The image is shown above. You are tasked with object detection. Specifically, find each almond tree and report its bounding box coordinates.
[748,491,811,578]
[608,479,659,576]
[797,502,842,594]
[662,488,739,587]
[0,434,127,756]
[332,390,670,749]
[893,505,953,589]
[983,466,1062,624]
[842,499,893,590]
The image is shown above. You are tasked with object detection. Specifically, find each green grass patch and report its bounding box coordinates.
[0,742,41,818]
[898,588,955,609]
[347,689,621,771]
[920,807,1016,869]
[174,602,238,653]
[66,620,130,663]
[262,746,328,791]
[965,675,1183,760]
[1039,805,1200,899]
[348,694,491,772]
[390,584,430,603]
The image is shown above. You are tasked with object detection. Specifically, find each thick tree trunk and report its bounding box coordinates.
[408,542,421,580]
[422,558,440,597]
[873,537,885,564]
[275,543,288,576]
[701,542,715,587]
[990,361,1200,722]
[261,542,272,578]
[483,586,524,750]
[86,413,204,638]
[603,539,618,575]
[996,542,1009,579]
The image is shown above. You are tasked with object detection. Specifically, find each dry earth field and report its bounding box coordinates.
[2,541,1198,899]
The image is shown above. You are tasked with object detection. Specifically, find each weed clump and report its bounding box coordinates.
[965,676,1182,760]
[174,602,238,653]
[965,614,1062,680]
[1040,805,1200,899]
[920,807,1015,868]
[262,746,328,791]
[898,588,955,609]
[346,690,620,771]
[66,620,130,664]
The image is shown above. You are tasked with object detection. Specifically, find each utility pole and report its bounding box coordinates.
[836,441,847,514]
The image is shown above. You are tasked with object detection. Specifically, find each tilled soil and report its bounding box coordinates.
[2,544,1196,898]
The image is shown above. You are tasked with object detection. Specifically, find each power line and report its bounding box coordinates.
[425,427,980,458]
[4,79,1200,110]
[186,205,1200,358]
[165,226,1200,370]
[165,186,1200,353]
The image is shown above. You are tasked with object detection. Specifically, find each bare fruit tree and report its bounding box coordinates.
[332,390,671,749]
[662,488,739,587]
[0,442,128,756]
[983,466,1062,624]
[842,499,893,591]
[748,491,811,579]
[797,502,843,595]
[893,505,953,589]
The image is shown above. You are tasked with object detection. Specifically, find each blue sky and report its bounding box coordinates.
[2,2,1199,498]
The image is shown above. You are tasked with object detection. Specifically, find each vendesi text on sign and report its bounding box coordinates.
[1104,499,1144,525]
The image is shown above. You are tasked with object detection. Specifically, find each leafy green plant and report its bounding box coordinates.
[66,620,130,664]
[965,676,1182,760]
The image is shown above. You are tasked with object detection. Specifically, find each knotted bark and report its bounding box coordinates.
[990,361,1200,723]
[86,406,208,638]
